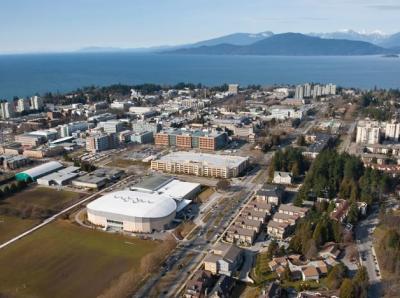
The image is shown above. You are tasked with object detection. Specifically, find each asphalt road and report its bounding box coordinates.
[355,204,382,298]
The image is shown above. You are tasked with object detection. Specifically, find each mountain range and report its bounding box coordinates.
[169,33,393,56]
[78,30,400,56]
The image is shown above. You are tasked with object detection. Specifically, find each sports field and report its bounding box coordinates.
[0,187,84,244]
[0,220,160,298]
[1,186,84,214]
[0,215,39,244]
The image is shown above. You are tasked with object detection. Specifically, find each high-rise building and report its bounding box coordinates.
[30,96,43,110]
[295,85,304,99]
[385,121,400,141]
[0,101,15,119]
[17,98,30,113]
[356,121,381,144]
[304,83,312,98]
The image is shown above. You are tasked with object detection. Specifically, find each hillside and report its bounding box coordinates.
[167,33,391,56]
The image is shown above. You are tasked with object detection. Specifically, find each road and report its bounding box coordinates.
[134,165,264,298]
[355,203,382,298]
[0,175,135,250]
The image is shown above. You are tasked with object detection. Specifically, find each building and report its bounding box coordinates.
[0,101,14,119]
[385,121,400,141]
[228,84,239,95]
[37,166,80,186]
[356,120,381,145]
[86,133,117,153]
[17,98,30,113]
[155,129,228,151]
[301,266,320,281]
[72,174,108,189]
[266,106,304,120]
[273,171,293,185]
[295,85,304,99]
[59,122,89,137]
[130,131,154,144]
[184,270,214,298]
[0,155,30,170]
[255,184,284,205]
[203,243,243,276]
[15,161,64,182]
[208,275,236,298]
[131,121,162,134]
[267,220,292,239]
[151,151,249,179]
[30,96,43,110]
[87,190,177,233]
[15,133,47,147]
[225,226,256,246]
[98,120,125,134]
[278,204,308,218]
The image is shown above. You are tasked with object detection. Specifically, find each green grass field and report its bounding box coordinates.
[0,220,159,298]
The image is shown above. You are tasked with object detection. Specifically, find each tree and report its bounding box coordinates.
[305,239,318,260]
[297,135,306,146]
[266,240,279,260]
[327,264,346,289]
[347,201,359,224]
[340,278,355,298]
[353,267,368,298]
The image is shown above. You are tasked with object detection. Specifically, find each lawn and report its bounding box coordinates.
[0,215,39,244]
[0,186,84,216]
[0,220,160,298]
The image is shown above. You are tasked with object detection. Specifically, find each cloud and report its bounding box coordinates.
[368,4,400,10]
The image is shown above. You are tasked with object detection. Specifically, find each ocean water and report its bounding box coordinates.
[0,53,399,99]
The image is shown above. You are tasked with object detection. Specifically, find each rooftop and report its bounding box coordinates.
[87,190,177,219]
[157,151,248,168]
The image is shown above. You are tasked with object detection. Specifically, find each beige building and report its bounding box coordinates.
[151,151,249,179]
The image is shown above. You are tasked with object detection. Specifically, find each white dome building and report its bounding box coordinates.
[87,190,177,233]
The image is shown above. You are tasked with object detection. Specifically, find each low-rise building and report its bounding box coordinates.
[151,151,249,179]
[225,226,256,246]
[184,270,214,298]
[273,171,293,185]
[203,243,243,276]
[256,184,284,206]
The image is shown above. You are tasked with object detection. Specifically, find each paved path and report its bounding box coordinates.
[0,175,135,250]
[355,204,382,298]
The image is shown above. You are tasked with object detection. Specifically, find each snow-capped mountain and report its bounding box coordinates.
[308,29,389,45]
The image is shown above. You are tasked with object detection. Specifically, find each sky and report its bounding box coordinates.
[0,0,399,53]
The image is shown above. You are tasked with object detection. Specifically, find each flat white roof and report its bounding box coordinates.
[87,190,177,219]
[157,180,200,201]
[157,152,248,168]
[19,161,64,179]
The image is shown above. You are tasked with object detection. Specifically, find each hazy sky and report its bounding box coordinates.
[1,0,399,53]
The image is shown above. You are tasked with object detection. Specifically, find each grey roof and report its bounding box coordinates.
[133,175,173,192]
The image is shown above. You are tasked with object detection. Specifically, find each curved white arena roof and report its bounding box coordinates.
[87,190,177,219]
[19,161,64,179]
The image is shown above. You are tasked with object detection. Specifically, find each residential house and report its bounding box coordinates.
[184,270,214,298]
[318,242,341,260]
[301,266,319,281]
[208,275,236,298]
[278,204,308,218]
[203,243,243,276]
[256,184,284,205]
[273,171,293,185]
[225,226,256,246]
[267,220,291,240]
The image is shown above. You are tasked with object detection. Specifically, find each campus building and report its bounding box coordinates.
[155,129,228,151]
[151,151,249,179]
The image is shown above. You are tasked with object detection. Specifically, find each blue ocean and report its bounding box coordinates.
[0,53,399,99]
